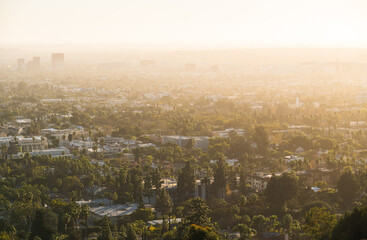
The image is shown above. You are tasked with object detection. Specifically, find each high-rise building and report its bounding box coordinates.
[51,53,64,69]
[32,57,40,70]
[26,57,41,71]
[17,59,26,70]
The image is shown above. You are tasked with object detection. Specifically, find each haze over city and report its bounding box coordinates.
[1,1,367,240]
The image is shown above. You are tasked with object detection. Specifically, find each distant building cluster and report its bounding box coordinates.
[16,53,64,71]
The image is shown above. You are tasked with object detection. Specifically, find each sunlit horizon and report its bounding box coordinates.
[1,0,367,48]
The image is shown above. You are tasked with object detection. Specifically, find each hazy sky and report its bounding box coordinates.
[1,0,367,47]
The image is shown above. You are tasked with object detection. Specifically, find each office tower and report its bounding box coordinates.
[51,53,64,69]
[26,57,41,71]
[17,59,26,70]
[32,57,40,70]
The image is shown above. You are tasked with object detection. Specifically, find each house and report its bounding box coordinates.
[350,121,366,127]
[0,126,24,136]
[147,218,182,226]
[195,178,213,200]
[284,155,304,163]
[162,135,209,150]
[89,203,138,219]
[247,172,281,192]
[212,128,245,138]
[31,147,72,157]
[77,199,138,221]
[15,118,31,127]
[209,159,240,166]
[303,168,336,186]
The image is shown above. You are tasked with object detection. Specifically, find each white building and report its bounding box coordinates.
[247,172,281,192]
[162,135,209,149]
[15,119,32,127]
[212,128,245,138]
[90,203,138,218]
[284,155,304,163]
[0,136,47,152]
[31,147,71,157]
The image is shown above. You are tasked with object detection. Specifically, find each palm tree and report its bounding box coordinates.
[80,204,90,240]
[71,204,81,229]
[63,213,71,232]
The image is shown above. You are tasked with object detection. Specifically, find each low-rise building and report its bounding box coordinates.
[31,147,72,157]
[212,128,245,138]
[0,135,47,152]
[162,135,209,150]
[284,155,304,163]
[247,172,281,192]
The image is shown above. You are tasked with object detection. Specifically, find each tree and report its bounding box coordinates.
[111,192,118,204]
[267,215,280,232]
[126,224,137,240]
[185,198,211,227]
[289,135,313,150]
[156,189,173,216]
[68,134,73,142]
[80,204,90,239]
[282,214,293,234]
[0,219,15,234]
[29,208,58,240]
[132,147,141,162]
[1,144,8,160]
[131,208,154,222]
[98,216,113,240]
[233,224,257,240]
[162,230,176,240]
[177,161,196,202]
[151,168,162,191]
[303,207,337,240]
[289,220,301,240]
[238,195,247,208]
[331,205,367,240]
[183,224,219,240]
[92,143,98,152]
[213,158,228,199]
[301,201,332,216]
[10,201,36,234]
[239,167,247,194]
[0,231,17,240]
[208,143,229,159]
[253,126,269,154]
[317,138,335,150]
[185,138,195,150]
[229,135,251,159]
[337,170,359,208]
[99,138,105,148]
[144,174,153,203]
[252,215,267,234]
[71,204,81,229]
[248,193,258,205]
[129,166,144,203]
[264,173,298,209]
